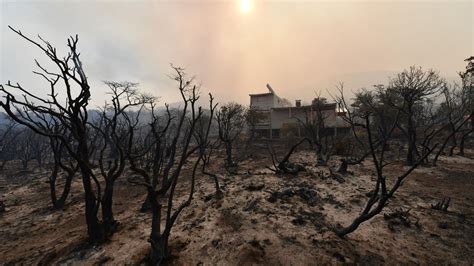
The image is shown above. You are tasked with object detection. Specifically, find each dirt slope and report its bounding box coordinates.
[0,152,473,265]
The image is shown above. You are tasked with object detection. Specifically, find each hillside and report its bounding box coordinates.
[1,151,473,265]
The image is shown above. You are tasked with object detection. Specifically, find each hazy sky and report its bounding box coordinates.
[0,0,472,107]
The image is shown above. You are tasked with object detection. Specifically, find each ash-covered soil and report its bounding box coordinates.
[1,151,473,265]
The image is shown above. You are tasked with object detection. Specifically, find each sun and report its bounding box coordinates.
[239,0,252,14]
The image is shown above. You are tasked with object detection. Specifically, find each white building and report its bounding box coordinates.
[249,84,348,138]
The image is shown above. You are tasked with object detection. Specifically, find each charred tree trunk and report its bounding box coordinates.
[433,133,453,165]
[448,135,457,156]
[148,189,167,265]
[102,179,117,236]
[406,109,417,166]
[56,173,73,208]
[22,159,29,170]
[225,142,233,167]
[269,138,309,175]
[49,164,60,208]
[80,165,103,241]
[203,166,222,198]
[337,159,348,174]
[78,135,103,241]
[458,129,472,156]
[433,118,470,165]
[36,155,43,168]
[315,142,325,165]
[140,198,152,213]
[49,165,75,209]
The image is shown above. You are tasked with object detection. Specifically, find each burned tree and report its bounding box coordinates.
[126,66,215,264]
[48,129,79,209]
[0,27,104,241]
[193,96,220,196]
[16,128,49,170]
[268,137,310,175]
[458,57,474,156]
[91,81,149,236]
[297,95,334,165]
[333,84,379,165]
[432,83,471,164]
[0,116,18,170]
[246,108,263,140]
[17,129,34,170]
[334,87,439,236]
[216,102,246,168]
[200,138,222,197]
[386,66,444,165]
